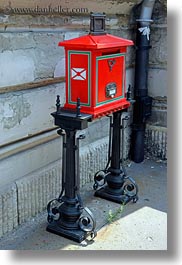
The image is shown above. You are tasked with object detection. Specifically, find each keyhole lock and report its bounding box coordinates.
[108,59,116,72]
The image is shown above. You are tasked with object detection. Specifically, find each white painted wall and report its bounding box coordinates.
[0,134,62,187]
[0,50,35,87]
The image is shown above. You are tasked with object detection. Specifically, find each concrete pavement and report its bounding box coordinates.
[0,159,167,250]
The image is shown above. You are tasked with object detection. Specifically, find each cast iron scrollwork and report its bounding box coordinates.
[93,114,139,204]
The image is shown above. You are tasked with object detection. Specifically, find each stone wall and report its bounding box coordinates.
[0,0,167,238]
[147,0,167,159]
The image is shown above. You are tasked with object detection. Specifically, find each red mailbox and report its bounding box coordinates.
[46,15,138,242]
[59,14,133,119]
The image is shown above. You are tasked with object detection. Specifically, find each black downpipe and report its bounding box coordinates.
[131,1,155,163]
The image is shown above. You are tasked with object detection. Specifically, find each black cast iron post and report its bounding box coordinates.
[55,129,82,230]
[46,97,96,243]
[105,111,124,196]
[94,109,138,204]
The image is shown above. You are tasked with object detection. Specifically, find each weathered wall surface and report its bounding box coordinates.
[0,0,167,238]
[147,0,167,159]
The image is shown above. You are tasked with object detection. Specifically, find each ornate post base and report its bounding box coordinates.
[47,196,93,243]
[94,175,138,204]
[46,106,96,243]
[94,110,138,205]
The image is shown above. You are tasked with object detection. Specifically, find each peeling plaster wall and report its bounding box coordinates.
[0,0,167,237]
[0,84,65,145]
[0,93,31,130]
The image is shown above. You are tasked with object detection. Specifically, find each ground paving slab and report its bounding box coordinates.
[0,159,167,250]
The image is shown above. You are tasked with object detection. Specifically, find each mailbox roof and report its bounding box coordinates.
[59,34,133,49]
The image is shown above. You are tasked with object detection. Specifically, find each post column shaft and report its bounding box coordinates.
[64,130,77,199]
[110,111,122,170]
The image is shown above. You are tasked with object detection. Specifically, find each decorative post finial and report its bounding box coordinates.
[56,95,60,113]
[76,98,82,118]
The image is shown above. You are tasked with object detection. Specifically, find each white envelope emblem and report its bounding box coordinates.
[71,68,86,80]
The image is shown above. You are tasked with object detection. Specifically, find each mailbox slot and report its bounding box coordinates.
[102,49,120,56]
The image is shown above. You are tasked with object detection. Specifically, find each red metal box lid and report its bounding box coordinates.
[59,34,133,50]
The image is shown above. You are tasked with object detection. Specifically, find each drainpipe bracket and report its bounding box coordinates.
[136,19,153,23]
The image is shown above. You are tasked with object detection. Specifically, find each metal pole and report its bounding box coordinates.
[64,130,77,199]
[46,99,96,242]
[94,110,138,204]
[110,111,122,170]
